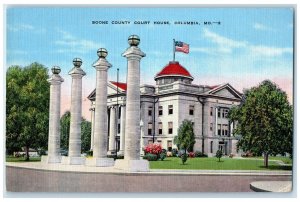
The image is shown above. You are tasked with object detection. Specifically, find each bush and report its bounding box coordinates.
[195,151,208,158]
[159,152,166,161]
[241,151,253,157]
[144,143,162,155]
[171,148,178,157]
[143,153,158,161]
[188,152,195,158]
[181,153,188,164]
[216,150,223,162]
[86,150,93,157]
[162,149,167,154]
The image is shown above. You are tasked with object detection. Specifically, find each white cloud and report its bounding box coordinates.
[253,23,274,31]
[55,30,103,54]
[7,23,34,32]
[249,45,293,57]
[203,28,248,48]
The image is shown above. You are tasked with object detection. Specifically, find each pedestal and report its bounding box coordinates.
[114,159,149,172]
[61,156,86,165]
[41,155,62,164]
[85,157,115,167]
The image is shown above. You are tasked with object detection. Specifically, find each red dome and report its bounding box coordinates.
[155,61,193,80]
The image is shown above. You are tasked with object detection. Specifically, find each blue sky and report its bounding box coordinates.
[6,7,294,118]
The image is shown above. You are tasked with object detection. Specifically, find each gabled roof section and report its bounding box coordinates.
[87,81,127,101]
[206,83,242,99]
[110,81,127,91]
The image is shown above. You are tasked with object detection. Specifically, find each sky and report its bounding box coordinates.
[6,7,294,120]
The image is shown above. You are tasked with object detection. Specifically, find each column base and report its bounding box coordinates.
[107,150,116,155]
[41,155,62,164]
[117,150,124,156]
[61,156,86,165]
[85,157,115,167]
[114,159,149,172]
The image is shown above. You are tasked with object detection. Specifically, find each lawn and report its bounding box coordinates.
[6,156,41,162]
[248,156,292,164]
[149,157,292,170]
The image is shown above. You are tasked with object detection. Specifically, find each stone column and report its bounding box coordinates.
[117,105,126,156]
[114,35,149,172]
[41,66,64,164]
[215,107,218,136]
[89,103,95,150]
[86,48,114,167]
[107,106,117,155]
[61,58,86,165]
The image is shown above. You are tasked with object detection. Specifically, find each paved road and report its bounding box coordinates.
[6,166,292,192]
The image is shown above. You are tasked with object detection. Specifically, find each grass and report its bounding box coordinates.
[149,157,292,170]
[247,156,292,164]
[6,156,41,162]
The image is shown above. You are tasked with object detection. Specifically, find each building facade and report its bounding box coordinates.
[88,61,242,156]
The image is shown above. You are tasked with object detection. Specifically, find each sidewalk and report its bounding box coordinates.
[6,162,292,176]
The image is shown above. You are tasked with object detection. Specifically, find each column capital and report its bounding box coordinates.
[122,46,146,59]
[93,58,112,71]
[48,74,64,84]
[68,58,86,77]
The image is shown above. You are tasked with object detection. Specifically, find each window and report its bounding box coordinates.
[217,108,221,118]
[158,122,163,135]
[168,122,173,134]
[189,105,194,115]
[118,123,120,134]
[168,105,173,115]
[210,123,213,131]
[218,124,221,136]
[159,106,163,116]
[210,107,213,116]
[148,123,152,135]
[157,140,162,145]
[210,141,213,153]
[222,124,228,136]
[148,106,153,116]
[223,109,229,118]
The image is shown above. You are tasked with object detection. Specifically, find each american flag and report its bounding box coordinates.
[175,41,189,54]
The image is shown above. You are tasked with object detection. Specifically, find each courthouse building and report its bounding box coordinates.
[87,61,242,156]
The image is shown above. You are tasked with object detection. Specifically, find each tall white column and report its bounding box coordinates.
[107,106,117,155]
[90,103,95,150]
[117,105,126,156]
[61,58,86,165]
[215,107,218,136]
[86,48,114,167]
[41,66,64,164]
[114,35,149,172]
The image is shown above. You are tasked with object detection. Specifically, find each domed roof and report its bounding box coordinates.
[154,61,193,80]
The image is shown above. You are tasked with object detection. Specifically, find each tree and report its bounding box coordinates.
[228,80,293,167]
[6,63,50,160]
[60,111,91,153]
[174,119,196,155]
[216,150,223,162]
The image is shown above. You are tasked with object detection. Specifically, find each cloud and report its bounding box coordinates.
[7,23,34,32]
[195,29,293,58]
[253,23,274,31]
[203,28,248,49]
[249,45,293,57]
[55,30,103,54]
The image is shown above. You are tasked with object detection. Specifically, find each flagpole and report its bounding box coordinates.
[173,39,175,62]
